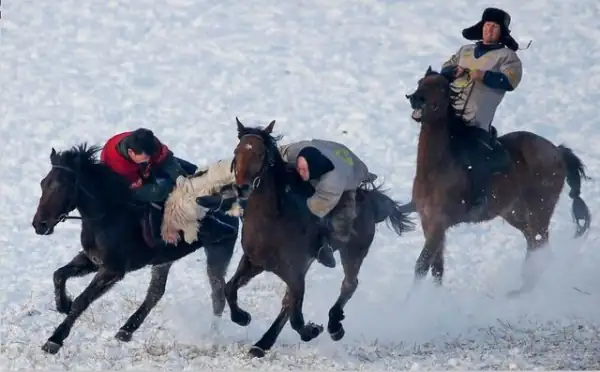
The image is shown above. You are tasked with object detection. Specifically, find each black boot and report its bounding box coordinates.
[315,217,337,268]
[468,168,491,209]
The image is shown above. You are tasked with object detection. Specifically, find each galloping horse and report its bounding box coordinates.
[31,144,239,354]
[405,66,591,295]
[203,118,414,357]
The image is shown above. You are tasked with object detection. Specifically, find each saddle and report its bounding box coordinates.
[141,203,165,248]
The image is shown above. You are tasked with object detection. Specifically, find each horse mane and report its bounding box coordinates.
[425,69,478,154]
[52,143,133,207]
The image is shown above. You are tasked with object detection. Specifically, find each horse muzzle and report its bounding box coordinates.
[32,218,57,235]
[406,93,425,122]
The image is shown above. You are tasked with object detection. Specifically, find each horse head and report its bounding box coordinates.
[231,117,284,190]
[406,66,454,124]
[32,144,100,235]
[32,143,131,235]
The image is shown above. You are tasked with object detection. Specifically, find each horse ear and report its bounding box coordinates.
[426,65,433,75]
[264,120,276,134]
[50,147,57,162]
[236,117,244,133]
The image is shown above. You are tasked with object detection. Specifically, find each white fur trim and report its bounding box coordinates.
[161,158,237,244]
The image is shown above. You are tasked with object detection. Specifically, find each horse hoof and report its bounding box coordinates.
[231,310,251,327]
[115,329,133,342]
[300,322,323,342]
[329,326,345,341]
[248,345,265,358]
[41,340,62,354]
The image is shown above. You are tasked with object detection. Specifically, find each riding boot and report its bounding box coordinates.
[468,162,492,210]
[473,126,512,174]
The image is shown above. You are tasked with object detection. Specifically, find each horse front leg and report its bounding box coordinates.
[224,254,263,326]
[42,268,124,354]
[414,221,446,285]
[286,274,323,342]
[405,220,446,303]
[115,263,172,342]
[249,274,323,359]
[53,251,98,314]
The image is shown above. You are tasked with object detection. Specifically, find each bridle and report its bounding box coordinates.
[230,133,276,192]
[44,164,103,224]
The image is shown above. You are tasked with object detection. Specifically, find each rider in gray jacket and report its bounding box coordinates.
[279,139,371,268]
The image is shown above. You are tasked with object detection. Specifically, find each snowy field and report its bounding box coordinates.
[2,0,600,369]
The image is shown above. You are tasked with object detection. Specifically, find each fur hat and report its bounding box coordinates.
[297,146,335,180]
[462,7,519,51]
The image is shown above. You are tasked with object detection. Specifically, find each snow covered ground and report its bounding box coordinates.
[2,0,600,369]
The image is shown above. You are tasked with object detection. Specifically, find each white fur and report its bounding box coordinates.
[161,158,240,244]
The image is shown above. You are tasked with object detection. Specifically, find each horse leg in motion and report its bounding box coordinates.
[326,191,373,341]
[248,265,323,358]
[501,144,590,296]
[327,239,369,341]
[414,220,446,287]
[224,253,323,358]
[502,197,554,297]
[205,239,236,318]
[224,254,264,327]
[327,187,415,341]
[42,268,125,354]
[113,263,172,342]
[53,251,99,314]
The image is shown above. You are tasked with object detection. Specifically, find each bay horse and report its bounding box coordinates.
[31,144,239,354]
[211,118,414,358]
[405,66,591,295]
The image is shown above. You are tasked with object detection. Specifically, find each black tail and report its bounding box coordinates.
[559,145,591,237]
[396,200,417,214]
[361,182,416,236]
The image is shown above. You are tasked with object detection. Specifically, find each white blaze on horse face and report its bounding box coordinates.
[244,143,253,150]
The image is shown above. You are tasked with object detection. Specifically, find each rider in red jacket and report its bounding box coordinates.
[100,128,198,245]
[101,128,193,203]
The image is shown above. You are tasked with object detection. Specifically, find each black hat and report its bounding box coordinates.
[297,146,335,180]
[462,7,519,51]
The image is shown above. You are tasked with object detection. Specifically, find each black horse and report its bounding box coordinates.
[31,144,239,354]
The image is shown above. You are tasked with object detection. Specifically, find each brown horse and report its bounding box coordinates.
[405,66,591,296]
[210,118,414,357]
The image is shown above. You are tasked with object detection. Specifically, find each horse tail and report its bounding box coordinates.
[558,145,591,237]
[396,200,417,214]
[361,182,416,236]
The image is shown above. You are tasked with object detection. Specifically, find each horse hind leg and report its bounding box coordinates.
[204,238,236,318]
[115,263,172,342]
[53,251,98,314]
[503,194,557,297]
[327,239,369,342]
